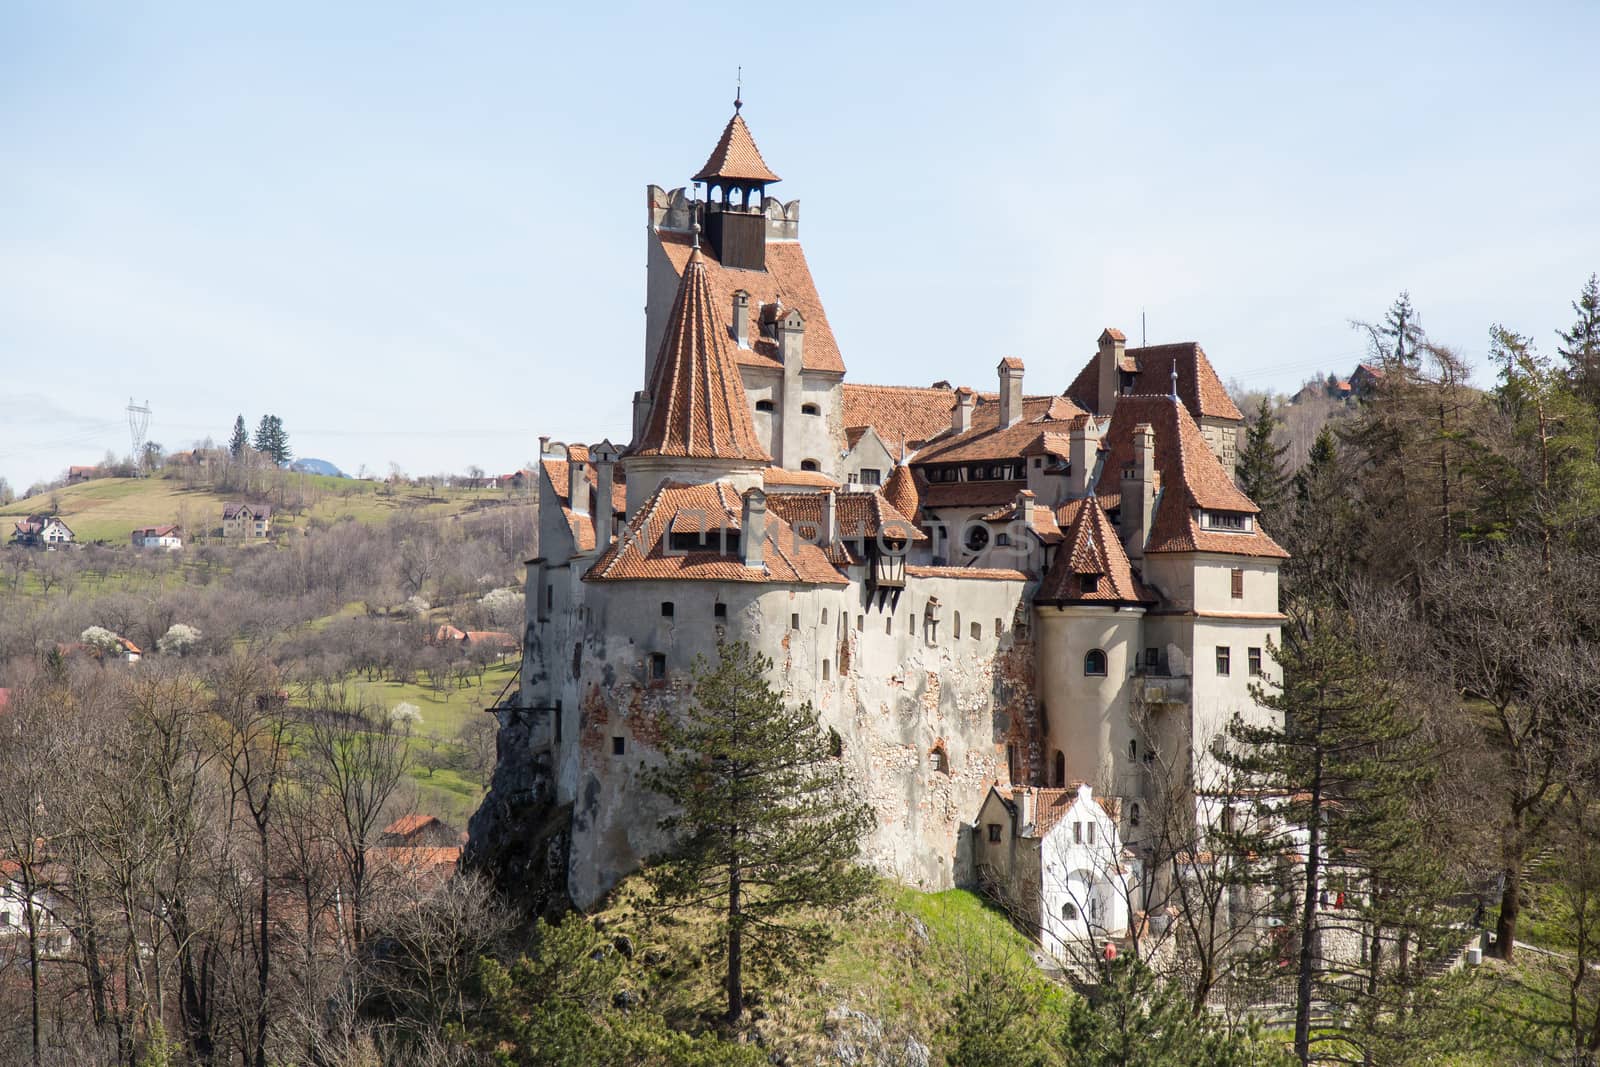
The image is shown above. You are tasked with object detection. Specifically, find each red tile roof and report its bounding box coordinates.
[1065,342,1243,423]
[764,490,926,545]
[383,814,442,837]
[841,383,959,450]
[980,494,1064,544]
[912,395,1089,466]
[541,457,628,553]
[656,230,845,375]
[919,478,1030,510]
[882,464,920,521]
[587,481,847,585]
[762,467,841,489]
[634,246,772,464]
[904,565,1029,581]
[694,112,781,184]
[1036,498,1157,605]
[1095,396,1287,559]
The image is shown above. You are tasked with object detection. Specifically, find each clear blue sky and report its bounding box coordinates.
[4,1,1596,490]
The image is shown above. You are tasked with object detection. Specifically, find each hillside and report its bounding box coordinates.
[584,877,1067,1062]
[0,471,531,544]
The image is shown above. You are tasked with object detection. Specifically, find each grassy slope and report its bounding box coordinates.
[0,473,524,544]
[336,661,518,826]
[588,879,1063,1061]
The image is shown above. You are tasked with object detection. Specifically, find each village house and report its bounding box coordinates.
[10,515,74,547]
[489,105,1287,960]
[222,502,273,539]
[66,465,96,484]
[131,524,183,550]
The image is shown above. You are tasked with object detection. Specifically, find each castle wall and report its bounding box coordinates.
[532,569,1031,908]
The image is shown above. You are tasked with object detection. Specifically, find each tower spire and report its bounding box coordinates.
[735,66,742,112]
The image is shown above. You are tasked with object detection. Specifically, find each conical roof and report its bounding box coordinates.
[1035,497,1154,605]
[882,463,920,521]
[632,246,772,464]
[694,112,781,184]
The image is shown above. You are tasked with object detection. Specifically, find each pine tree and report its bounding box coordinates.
[252,415,291,467]
[1222,603,1438,1066]
[228,415,249,459]
[1282,428,1353,601]
[1380,291,1424,372]
[644,641,875,1022]
[1557,273,1600,406]
[1235,397,1289,532]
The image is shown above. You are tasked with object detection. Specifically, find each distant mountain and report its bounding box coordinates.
[290,458,347,478]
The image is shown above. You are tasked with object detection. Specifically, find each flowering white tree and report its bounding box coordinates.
[157,623,202,656]
[389,702,422,729]
[80,626,122,656]
[479,587,524,629]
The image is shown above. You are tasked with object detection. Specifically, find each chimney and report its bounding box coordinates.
[777,308,805,367]
[953,387,976,434]
[1120,422,1156,559]
[590,439,620,549]
[1017,489,1035,528]
[741,487,767,568]
[998,357,1024,429]
[731,290,750,349]
[1068,423,1096,497]
[1097,328,1126,416]
[820,489,837,546]
[568,455,589,519]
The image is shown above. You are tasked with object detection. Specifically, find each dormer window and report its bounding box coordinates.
[1200,510,1252,532]
[1079,574,1100,595]
[667,528,742,554]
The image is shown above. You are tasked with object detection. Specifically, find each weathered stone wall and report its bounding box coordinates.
[522,567,1033,909]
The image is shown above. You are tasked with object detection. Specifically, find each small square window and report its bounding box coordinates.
[1079,574,1100,595]
[661,601,674,617]
[1249,647,1263,676]
[611,736,625,756]
[1216,646,1231,676]
[714,602,727,620]
[987,823,1002,844]
[791,613,800,630]
[970,622,981,640]
[649,653,667,682]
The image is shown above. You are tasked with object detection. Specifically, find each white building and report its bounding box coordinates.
[478,106,1287,950]
[131,524,183,550]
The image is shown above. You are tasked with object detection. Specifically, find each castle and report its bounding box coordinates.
[484,104,1286,950]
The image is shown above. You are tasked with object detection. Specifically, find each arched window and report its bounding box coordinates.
[931,746,949,774]
[1061,902,1078,921]
[1053,751,1065,787]
[1084,649,1108,676]
[801,403,821,416]
[755,399,775,412]
[1130,802,1142,827]
[1128,739,1137,761]
[801,459,820,472]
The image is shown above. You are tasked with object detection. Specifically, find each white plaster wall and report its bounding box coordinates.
[1189,555,1281,614]
[1190,618,1281,784]
[842,429,895,487]
[1035,606,1145,794]
[1038,797,1135,955]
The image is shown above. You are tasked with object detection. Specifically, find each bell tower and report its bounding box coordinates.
[694,95,780,272]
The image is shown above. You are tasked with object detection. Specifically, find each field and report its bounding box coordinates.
[1,471,528,544]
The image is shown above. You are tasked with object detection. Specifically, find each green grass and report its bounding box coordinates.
[582,878,1058,1057]
[347,660,517,741]
[1,472,527,544]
